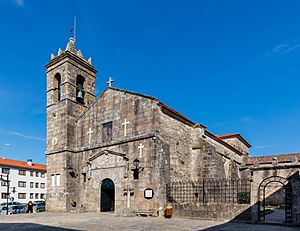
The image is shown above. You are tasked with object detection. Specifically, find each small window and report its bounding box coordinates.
[19,170,26,176]
[41,193,45,199]
[51,174,55,186]
[35,193,39,199]
[2,168,10,174]
[36,172,39,177]
[56,174,60,186]
[51,174,60,187]
[30,182,34,188]
[18,181,26,187]
[30,193,33,199]
[41,183,45,189]
[1,181,7,186]
[30,171,34,177]
[35,183,39,188]
[18,193,26,199]
[1,193,9,199]
[102,122,113,142]
[41,172,45,178]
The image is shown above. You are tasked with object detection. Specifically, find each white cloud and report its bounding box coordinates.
[266,42,300,56]
[9,131,45,142]
[14,0,24,7]
[239,116,255,123]
[252,144,277,149]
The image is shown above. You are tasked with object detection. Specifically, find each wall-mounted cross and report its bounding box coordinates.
[107,76,114,87]
[122,119,129,137]
[138,143,145,158]
[87,128,93,144]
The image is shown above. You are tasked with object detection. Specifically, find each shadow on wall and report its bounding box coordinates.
[0,223,81,231]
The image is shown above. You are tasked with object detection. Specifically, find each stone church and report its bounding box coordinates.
[45,37,300,222]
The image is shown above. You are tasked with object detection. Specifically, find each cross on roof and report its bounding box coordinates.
[107,76,114,87]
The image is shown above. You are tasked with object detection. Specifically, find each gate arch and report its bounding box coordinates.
[258,176,292,223]
[100,178,115,212]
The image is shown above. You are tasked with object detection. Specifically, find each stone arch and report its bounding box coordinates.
[257,175,292,223]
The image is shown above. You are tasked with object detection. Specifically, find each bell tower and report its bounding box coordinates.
[45,37,97,211]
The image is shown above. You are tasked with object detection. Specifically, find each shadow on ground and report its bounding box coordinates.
[0,223,81,231]
[197,221,298,231]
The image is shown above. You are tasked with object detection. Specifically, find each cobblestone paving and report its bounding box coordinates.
[0,212,298,231]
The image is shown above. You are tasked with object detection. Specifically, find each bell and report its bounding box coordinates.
[77,90,83,99]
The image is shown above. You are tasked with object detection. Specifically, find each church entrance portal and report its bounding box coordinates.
[100,178,115,212]
[258,176,292,224]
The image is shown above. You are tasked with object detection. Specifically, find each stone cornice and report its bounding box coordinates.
[46,133,156,155]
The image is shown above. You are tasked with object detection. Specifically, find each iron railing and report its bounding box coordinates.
[167,178,251,204]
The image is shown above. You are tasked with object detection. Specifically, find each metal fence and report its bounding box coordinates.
[166,178,251,204]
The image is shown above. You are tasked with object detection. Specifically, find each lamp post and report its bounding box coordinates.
[0,173,15,215]
[0,173,10,215]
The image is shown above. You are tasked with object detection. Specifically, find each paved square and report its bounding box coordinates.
[0,213,299,231]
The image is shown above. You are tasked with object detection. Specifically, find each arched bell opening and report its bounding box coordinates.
[54,73,62,102]
[76,75,85,104]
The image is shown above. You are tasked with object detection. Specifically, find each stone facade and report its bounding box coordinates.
[45,37,300,224]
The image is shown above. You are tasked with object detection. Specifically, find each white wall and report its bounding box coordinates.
[0,166,47,204]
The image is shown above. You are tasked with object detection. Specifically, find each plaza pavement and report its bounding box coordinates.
[0,212,298,231]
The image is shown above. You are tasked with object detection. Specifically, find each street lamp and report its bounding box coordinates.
[0,173,15,215]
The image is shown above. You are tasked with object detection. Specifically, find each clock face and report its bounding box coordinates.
[52,137,58,146]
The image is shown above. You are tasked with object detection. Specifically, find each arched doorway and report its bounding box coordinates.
[100,178,115,212]
[258,176,292,224]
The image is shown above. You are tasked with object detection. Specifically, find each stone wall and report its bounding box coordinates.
[172,203,251,221]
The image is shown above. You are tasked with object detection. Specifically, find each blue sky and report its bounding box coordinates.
[1,0,300,164]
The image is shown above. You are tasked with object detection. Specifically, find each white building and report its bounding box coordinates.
[0,158,47,204]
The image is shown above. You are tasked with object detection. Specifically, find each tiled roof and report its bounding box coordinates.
[247,153,300,165]
[0,158,46,171]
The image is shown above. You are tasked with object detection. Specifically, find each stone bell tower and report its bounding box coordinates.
[45,37,97,211]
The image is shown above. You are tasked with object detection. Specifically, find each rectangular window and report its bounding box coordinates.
[51,174,55,186]
[19,170,26,176]
[40,193,45,199]
[41,172,45,178]
[1,181,8,186]
[102,122,113,142]
[1,193,9,199]
[56,174,60,186]
[36,172,39,177]
[18,193,26,199]
[2,168,10,174]
[30,171,34,177]
[51,173,60,187]
[35,193,39,199]
[18,181,26,187]
[41,183,45,189]
[30,193,33,199]
[30,182,34,188]
[35,183,39,188]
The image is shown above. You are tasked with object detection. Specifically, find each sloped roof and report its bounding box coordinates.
[247,153,300,165]
[0,158,46,171]
[217,133,251,148]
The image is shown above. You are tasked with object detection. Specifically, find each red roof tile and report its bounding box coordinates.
[0,158,46,171]
[247,153,300,165]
